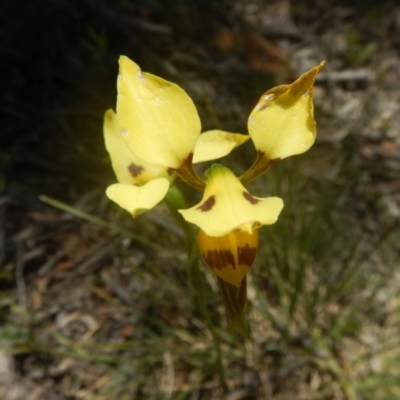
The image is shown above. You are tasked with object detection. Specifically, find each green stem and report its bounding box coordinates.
[218,278,250,339]
[187,241,229,393]
[164,186,195,249]
[165,185,228,393]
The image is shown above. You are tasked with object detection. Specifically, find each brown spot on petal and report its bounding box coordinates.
[128,163,144,177]
[243,191,260,204]
[238,244,257,267]
[197,195,216,211]
[203,249,235,271]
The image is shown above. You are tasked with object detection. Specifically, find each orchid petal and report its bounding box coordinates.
[179,164,283,237]
[116,56,201,170]
[106,178,170,217]
[198,229,258,287]
[193,130,250,163]
[104,109,168,185]
[248,62,324,161]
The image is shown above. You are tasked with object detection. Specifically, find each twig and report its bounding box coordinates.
[144,213,184,238]
[38,250,65,275]
[76,243,115,273]
[39,195,172,253]
[16,245,27,310]
[317,69,371,82]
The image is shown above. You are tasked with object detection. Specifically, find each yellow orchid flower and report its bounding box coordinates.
[104,56,324,334]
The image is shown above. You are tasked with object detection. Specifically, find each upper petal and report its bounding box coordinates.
[179,164,284,237]
[192,130,250,163]
[116,56,201,169]
[248,62,324,160]
[106,178,170,217]
[104,109,168,185]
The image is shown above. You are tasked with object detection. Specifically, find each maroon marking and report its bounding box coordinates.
[128,163,144,177]
[243,191,260,205]
[172,152,205,190]
[203,249,235,271]
[270,157,281,164]
[170,152,193,174]
[197,195,216,211]
[257,150,266,157]
[238,244,257,266]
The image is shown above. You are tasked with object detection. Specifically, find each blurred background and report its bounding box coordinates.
[1,0,399,399]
